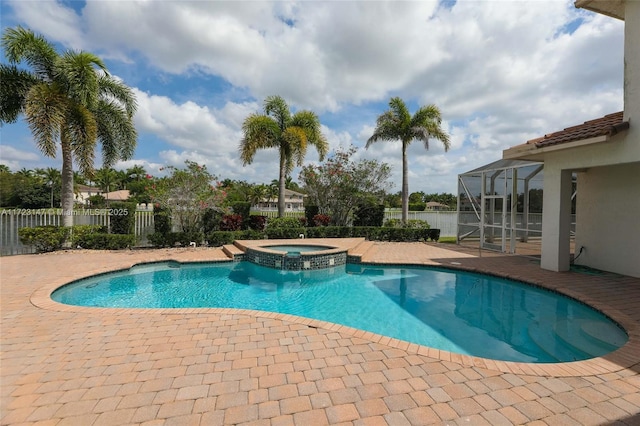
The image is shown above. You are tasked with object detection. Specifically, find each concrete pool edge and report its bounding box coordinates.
[29,253,640,378]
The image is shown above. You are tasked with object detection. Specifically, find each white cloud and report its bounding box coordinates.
[3,0,624,194]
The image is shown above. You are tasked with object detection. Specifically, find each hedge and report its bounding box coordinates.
[74,233,136,250]
[109,202,136,234]
[18,226,70,253]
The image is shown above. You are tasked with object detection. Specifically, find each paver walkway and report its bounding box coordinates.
[1,242,639,425]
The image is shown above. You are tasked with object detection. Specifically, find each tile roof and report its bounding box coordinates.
[527,111,628,148]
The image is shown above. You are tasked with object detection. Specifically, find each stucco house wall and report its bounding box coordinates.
[575,162,640,277]
[502,0,639,278]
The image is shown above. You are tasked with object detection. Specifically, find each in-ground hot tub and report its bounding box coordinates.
[244,243,346,270]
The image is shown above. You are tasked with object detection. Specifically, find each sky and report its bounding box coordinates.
[0,0,624,195]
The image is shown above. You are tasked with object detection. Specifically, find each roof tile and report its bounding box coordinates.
[527,111,627,148]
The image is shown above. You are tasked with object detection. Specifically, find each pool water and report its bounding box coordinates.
[263,245,332,253]
[52,261,628,363]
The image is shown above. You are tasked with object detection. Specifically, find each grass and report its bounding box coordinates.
[436,237,457,244]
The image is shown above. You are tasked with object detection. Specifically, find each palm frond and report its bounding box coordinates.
[239,114,281,165]
[283,126,308,169]
[55,51,105,108]
[1,26,57,79]
[24,83,66,157]
[98,74,137,118]
[0,65,39,124]
[290,110,328,161]
[95,99,137,166]
[263,95,291,130]
[66,103,98,176]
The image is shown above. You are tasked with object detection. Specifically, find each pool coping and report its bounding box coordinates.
[29,255,640,378]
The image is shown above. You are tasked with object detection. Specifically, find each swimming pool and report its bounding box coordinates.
[52,261,628,363]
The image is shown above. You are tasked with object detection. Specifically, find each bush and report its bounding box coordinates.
[206,230,265,247]
[220,214,244,231]
[409,202,426,211]
[154,205,172,234]
[75,233,135,250]
[71,225,107,246]
[353,202,385,227]
[313,214,331,227]
[18,226,70,253]
[406,219,430,229]
[266,216,304,229]
[230,202,251,222]
[202,208,223,234]
[109,202,136,234]
[305,206,319,227]
[247,215,267,231]
[148,232,175,248]
[382,219,430,229]
[383,218,402,228]
[265,216,304,239]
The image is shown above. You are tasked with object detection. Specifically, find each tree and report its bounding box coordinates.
[240,95,328,217]
[0,26,137,228]
[147,161,227,235]
[367,97,450,224]
[35,167,61,207]
[299,146,393,226]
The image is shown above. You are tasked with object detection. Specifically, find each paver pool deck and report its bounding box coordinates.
[1,241,639,425]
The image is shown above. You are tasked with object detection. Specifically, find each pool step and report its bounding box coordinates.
[222,244,245,260]
[349,240,377,262]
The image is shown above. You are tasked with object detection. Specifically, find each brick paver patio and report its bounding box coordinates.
[1,241,639,425]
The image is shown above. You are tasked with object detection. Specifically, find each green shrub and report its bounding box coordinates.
[383,218,402,228]
[148,232,172,248]
[18,226,70,253]
[206,230,264,247]
[382,218,430,229]
[109,202,136,234]
[305,205,319,227]
[174,231,204,246]
[266,216,304,229]
[75,233,135,250]
[202,208,222,234]
[71,225,107,246]
[353,202,385,227]
[265,227,305,239]
[153,205,172,234]
[406,219,430,229]
[230,202,251,222]
[409,202,426,211]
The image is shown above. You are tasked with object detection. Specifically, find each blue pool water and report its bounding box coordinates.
[52,261,628,363]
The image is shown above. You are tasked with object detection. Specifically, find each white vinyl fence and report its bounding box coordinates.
[2,208,459,256]
[1,208,154,256]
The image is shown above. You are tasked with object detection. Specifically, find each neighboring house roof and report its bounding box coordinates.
[103,190,130,201]
[575,0,625,20]
[503,111,629,159]
[284,189,306,197]
[426,201,450,209]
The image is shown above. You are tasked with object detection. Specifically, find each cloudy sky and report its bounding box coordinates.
[0,0,624,194]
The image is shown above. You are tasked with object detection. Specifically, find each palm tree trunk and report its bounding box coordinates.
[60,136,75,230]
[402,140,409,225]
[278,150,287,218]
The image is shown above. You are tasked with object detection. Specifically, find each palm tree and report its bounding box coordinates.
[0,26,137,227]
[367,97,450,224]
[126,164,146,182]
[35,167,61,207]
[240,95,328,217]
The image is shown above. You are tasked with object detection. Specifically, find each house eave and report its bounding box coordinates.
[503,135,610,160]
[575,0,625,20]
